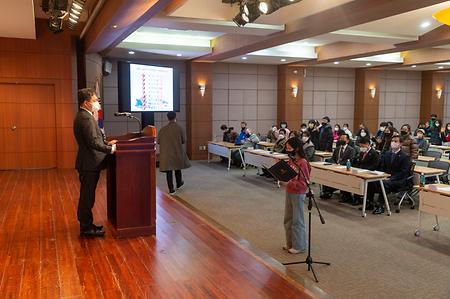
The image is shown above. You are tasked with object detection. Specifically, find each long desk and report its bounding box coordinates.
[416,184,450,236]
[429,145,450,152]
[208,141,243,171]
[314,151,333,162]
[415,156,437,163]
[257,141,275,150]
[243,149,289,187]
[413,165,446,183]
[310,162,391,217]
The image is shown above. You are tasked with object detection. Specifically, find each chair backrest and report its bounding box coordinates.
[427,160,450,173]
[423,150,442,159]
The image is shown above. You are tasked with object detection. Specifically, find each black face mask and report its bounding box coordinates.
[336,140,345,146]
[286,150,295,158]
[400,131,408,135]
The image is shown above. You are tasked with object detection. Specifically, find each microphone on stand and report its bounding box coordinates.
[114,112,142,130]
[114,112,131,117]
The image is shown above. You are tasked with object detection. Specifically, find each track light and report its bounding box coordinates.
[259,1,269,14]
[67,0,85,30]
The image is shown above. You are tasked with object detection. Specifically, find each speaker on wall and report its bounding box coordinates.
[103,60,112,76]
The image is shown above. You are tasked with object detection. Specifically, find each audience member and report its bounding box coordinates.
[289,130,300,139]
[380,126,394,153]
[333,124,341,141]
[267,125,278,143]
[307,120,320,149]
[235,121,250,145]
[415,129,429,153]
[342,123,353,139]
[300,123,307,133]
[355,127,370,146]
[318,116,333,152]
[429,119,442,145]
[301,131,315,162]
[367,133,411,214]
[400,124,418,159]
[273,129,288,153]
[279,121,290,136]
[441,123,450,143]
[414,122,426,136]
[321,132,355,202]
[220,124,235,143]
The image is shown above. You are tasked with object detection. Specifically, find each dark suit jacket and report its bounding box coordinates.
[73,109,112,171]
[319,124,333,152]
[353,148,379,170]
[332,144,355,165]
[378,150,411,183]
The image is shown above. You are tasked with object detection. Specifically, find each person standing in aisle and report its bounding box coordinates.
[158,111,191,195]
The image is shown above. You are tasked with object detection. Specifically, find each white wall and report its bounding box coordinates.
[302,67,355,129]
[378,70,421,130]
[212,63,278,139]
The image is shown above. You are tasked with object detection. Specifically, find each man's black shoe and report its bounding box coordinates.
[80,228,105,237]
[372,206,385,215]
[176,182,184,190]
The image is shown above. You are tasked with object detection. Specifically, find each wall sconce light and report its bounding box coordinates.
[199,84,206,97]
[436,88,443,99]
[369,87,376,99]
[292,86,299,98]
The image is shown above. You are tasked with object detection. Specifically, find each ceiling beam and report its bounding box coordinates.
[402,48,450,66]
[83,0,173,53]
[163,0,189,15]
[197,0,444,62]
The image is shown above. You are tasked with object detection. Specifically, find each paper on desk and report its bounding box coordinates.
[436,186,450,192]
[367,171,384,175]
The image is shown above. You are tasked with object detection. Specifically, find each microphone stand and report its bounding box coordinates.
[115,113,142,130]
[282,161,330,283]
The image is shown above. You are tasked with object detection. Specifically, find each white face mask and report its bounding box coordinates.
[334,127,339,131]
[360,147,368,153]
[302,137,309,143]
[281,124,287,129]
[301,128,307,132]
[379,126,385,132]
[360,132,367,137]
[278,134,285,140]
[91,101,101,112]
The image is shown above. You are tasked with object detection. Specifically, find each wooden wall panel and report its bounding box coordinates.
[420,71,445,122]
[0,19,78,169]
[277,65,303,130]
[354,69,380,133]
[186,62,213,160]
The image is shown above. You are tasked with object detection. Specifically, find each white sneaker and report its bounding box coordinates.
[282,245,290,251]
[288,248,305,254]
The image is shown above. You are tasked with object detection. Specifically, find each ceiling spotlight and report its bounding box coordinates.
[241,56,248,60]
[411,65,417,68]
[128,51,135,55]
[112,24,118,29]
[439,66,444,69]
[67,0,85,30]
[281,58,287,62]
[176,53,182,57]
[421,21,431,28]
[233,13,248,27]
[333,61,340,65]
[366,63,372,66]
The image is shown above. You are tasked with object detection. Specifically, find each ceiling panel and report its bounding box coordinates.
[0,0,36,39]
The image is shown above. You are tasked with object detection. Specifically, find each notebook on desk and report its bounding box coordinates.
[263,160,298,182]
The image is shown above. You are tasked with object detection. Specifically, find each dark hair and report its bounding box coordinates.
[380,122,388,127]
[279,129,287,135]
[431,114,437,118]
[343,123,349,127]
[289,130,300,138]
[308,119,315,125]
[280,121,288,127]
[302,131,311,138]
[401,124,411,132]
[335,124,341,129]
[286,137,306,159]
[220,124,228,131]
[300,123,307,128]
[167,111,177,120]
[359,136,370,145]
[339,131,350,140]
[241,121,247,126]
[322,116,330,122]
[387,121,394,127]
[78,88,96,106]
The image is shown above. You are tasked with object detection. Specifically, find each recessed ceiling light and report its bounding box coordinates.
[112,24,118,29]
[333,61,340,65]
[439,66,444,69]
[280,58,286,62]
[420,21,431,28]
[128,51,135,55]
[176,53,182,57]
[241,56,247,60]
[366,63,372,66]
[411,65,417,68]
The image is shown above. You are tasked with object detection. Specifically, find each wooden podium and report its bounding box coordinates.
[107,127,157,238]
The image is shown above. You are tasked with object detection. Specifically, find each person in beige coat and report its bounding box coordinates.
[158,111,191,194]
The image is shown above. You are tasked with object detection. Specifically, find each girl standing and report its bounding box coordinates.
[283,138,311,254]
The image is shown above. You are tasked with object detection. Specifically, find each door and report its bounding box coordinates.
[0,83,56,169]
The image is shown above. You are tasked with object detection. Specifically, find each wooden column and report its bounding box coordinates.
[186,61,213,160]
[277,66,303,129]
[354,69,380,133]
[420,71,445,122]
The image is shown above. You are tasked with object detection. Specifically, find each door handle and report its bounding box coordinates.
[11,125,16,131]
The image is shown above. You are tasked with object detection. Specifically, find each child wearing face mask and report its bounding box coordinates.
[415,129,429,153]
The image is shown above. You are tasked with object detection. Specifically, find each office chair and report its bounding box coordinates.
[423,150,442,159]
[395,162,416,213]
[427,160,450,184]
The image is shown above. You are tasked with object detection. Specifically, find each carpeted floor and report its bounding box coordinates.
[156,160,450,299]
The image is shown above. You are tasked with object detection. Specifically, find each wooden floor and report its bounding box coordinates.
[0,169,314,299]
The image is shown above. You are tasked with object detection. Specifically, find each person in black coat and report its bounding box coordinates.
[318,116,333,152]
[307,119,320,149]
[73,88,117,237]
[321,132,355,201]
[367,133,412,214]
[352,136,380,206]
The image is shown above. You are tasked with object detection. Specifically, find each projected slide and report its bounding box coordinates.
[130,64,174,112]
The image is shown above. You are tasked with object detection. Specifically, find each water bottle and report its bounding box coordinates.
[420,174,425,187]
[346,159,351,171]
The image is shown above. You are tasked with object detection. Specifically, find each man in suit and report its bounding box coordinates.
[367,133,411,214]
[73,88,117,237]
[353,136,379,207]
[321,132,355,201]
[158,111,191,195]
[318,116,333,152]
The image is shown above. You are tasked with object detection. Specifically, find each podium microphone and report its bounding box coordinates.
[114,112,131,117]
